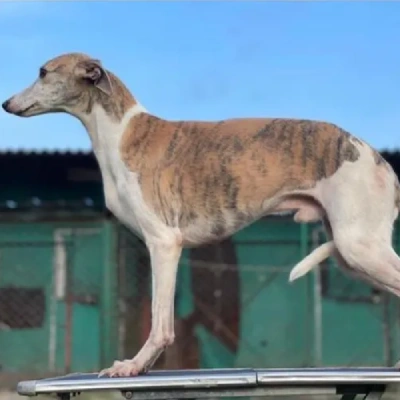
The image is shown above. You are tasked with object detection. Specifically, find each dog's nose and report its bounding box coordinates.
[2,99,10,112]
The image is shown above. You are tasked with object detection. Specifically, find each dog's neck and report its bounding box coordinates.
[84,102,147,154]
[76,73,148,153]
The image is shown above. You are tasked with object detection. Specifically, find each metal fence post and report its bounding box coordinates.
[101,219,118,368]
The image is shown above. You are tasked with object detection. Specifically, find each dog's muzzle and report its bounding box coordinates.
[2,99,11,112]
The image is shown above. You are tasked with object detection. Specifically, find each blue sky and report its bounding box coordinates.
[1,1,400,151]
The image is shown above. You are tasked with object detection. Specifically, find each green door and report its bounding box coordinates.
[0,223,53,373]
[310,225,390,366]
[53,228,104,373]
[233,218,313,368]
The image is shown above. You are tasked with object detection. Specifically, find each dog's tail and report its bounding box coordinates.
[289,241,335,282]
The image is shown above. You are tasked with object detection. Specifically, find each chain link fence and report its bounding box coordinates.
[1,222,400,389]
[0,228,107,385]
[0,240,58,387]
[116,223,400,372]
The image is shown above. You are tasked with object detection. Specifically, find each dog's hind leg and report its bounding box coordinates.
[317,144,400,296]
[333,234,400,296]
[325,192,400,296]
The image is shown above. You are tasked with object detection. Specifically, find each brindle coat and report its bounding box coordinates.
[120,115,363,245]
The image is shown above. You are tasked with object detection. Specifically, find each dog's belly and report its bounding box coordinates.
[179,192,324,247]
[180,199,279,247]
[181,214,256,247]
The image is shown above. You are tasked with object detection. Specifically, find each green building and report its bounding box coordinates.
[1,149,400,383]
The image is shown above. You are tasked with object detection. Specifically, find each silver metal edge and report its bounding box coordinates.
[17,367,400,397]
[26,370,257,394]
[17,380,38,396]
[257,369,400,384]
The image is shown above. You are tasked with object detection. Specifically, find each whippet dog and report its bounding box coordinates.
[3,52,400,377]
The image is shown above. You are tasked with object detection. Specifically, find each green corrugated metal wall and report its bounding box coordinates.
[177,218,400,370]
[0,220,118,374]
[0,223,54,373]
[2,217,400,375]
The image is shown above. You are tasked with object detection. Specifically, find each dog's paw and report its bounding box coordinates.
[98,360,141,377]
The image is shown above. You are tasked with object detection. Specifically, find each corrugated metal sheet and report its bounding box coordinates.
[0,148,400,156]
[0,148,92,155]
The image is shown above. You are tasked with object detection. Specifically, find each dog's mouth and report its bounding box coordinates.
[15,102,39,117]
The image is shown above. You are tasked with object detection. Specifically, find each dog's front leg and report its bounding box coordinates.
[99,240,182,377]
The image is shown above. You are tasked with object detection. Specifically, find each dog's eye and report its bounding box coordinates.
[39,68,47,79]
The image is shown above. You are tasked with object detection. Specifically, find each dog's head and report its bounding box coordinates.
[2,53,113,118]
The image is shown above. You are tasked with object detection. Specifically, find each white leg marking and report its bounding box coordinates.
[99,240,182,377]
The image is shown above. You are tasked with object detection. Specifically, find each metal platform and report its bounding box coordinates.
[16,367,400,400]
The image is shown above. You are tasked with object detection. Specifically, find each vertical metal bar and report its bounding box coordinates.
[64,231,75,374]
[49,231,66,372]
[396,297,400,366]
[382,293,391,366]
[101,220,118,368]
[118,227,127,360]
[300,223,312,364]
[312,226,324,366]
[314,263,323,366]
[300,224,308,259]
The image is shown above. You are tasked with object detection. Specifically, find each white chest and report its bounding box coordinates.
[98,152,171,242]
[87,104,175,243]
[100,153,146,236]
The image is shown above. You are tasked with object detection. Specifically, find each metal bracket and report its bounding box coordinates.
[57,392,81,400]
[337,384,385,400]
[363,391,385,400]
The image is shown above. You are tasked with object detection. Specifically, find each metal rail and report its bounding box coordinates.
[17,367,400,400]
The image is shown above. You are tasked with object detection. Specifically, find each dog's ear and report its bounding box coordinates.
[75,59,113,96]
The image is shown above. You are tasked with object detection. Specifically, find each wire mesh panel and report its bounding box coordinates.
[54,228,105,374]
[0,222,114,388]
[2,217,400,388]
[116,219,312,370]
[116,218,400,372]
[117,226,151,362]
[0,240,55,374]
[310,224,399,367]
